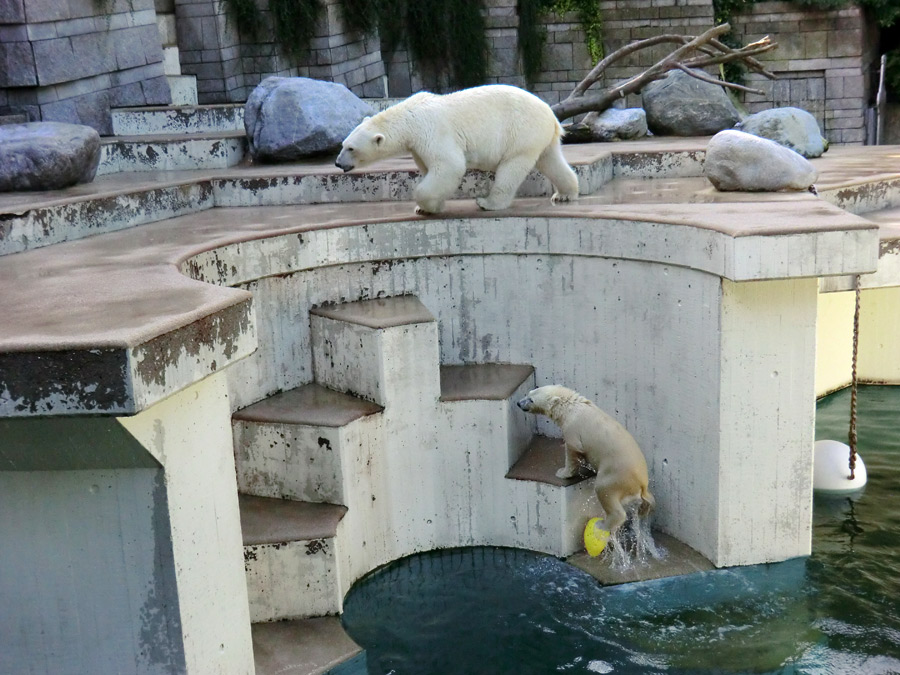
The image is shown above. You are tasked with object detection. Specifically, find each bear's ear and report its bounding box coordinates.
[548,395,561,408]
[374,133,385,146]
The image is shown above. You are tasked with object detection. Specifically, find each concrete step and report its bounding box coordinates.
[232,384,383,502]
[310,295,440,407]
[439,362,536,473]
[97,130,245,175]
[240,494,349,623]
[500,434,598,555]
[111,104,245,136]
[252,617,366,675]
[506,434,595,487]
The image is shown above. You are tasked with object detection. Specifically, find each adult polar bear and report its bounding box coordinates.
[335,84,579,214]
[517,385,656,538]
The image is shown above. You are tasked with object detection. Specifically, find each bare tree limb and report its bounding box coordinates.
[550,23,780,122]
[673,63,764,95]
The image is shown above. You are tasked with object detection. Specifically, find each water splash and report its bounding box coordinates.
[601,502,665,570]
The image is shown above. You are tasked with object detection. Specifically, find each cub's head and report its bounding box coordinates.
[335,118,384,172]
[516,385,576,417]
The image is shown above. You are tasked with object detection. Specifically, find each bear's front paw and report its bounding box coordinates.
[551,191,575,205]
[556,467,576,479]
[415,205,436,216]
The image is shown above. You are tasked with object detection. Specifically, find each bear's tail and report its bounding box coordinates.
[638,486,656,517]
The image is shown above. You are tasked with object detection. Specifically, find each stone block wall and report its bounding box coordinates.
[176,0,385,104]
[730,2,878,144]
[0,0,171,134]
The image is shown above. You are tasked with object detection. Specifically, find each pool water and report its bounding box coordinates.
[342,385,900,674]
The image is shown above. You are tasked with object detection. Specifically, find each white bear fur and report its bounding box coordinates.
[335,84,579,214]
[517,385,655,535]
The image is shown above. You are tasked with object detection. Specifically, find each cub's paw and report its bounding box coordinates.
[476,196,510,211]
[550,191,576,205]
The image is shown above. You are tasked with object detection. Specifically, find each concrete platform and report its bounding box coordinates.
[567,531,715,586]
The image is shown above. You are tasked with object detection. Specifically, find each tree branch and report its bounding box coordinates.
[550,23,780,122]
[674,63,764,95]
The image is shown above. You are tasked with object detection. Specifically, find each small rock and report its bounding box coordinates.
[642,69,742,137]
[704,129,818,192]
[245,76,374,162]
[0,122,100,192]
[587,107,648,141]
[736,107,828,158]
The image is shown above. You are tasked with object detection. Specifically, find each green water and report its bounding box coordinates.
[342,386,900,674]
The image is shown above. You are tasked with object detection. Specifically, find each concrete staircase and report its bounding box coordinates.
[231,295,596,673]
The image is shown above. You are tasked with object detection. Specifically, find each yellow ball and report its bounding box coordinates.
[584,517,610,557]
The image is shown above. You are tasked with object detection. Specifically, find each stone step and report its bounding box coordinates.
[439,362,536,472]
[240,494,349,623]
[111,103,245,136]
[252,617,366,675]
[500,434,598,555]
[506,434,595,487]
[97,130,245,175]
[310,295,440,407]
[233,384,383,502]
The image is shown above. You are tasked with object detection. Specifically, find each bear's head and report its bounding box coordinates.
[517,385,575,418]
[335,118,384,172]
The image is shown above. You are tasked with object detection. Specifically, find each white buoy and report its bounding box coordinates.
[813,439,867,494]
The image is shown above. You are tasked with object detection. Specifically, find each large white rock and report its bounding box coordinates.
[704,129,818,192]
[736,107,828,158]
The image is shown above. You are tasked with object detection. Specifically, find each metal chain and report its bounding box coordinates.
[848,274,861,480]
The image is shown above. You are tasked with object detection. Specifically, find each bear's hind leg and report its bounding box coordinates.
[476,155,537,211]
[536,142,579,204]
[414,162,465,215]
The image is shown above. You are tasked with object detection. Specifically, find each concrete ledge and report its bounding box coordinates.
[506,435,595,487]
[311,295,434,329]
[252,618,364,675]
[440,363,534,401]
[239,495,347,546]
[234,383,383,427]
[0,140,888,417]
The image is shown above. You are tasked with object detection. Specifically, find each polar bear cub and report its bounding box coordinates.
[517,385,655,537]
[335,84,579,214]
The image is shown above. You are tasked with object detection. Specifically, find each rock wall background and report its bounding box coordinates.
[0,0,880,143]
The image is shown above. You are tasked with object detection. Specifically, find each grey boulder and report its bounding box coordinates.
[642,70,742,137]
[245,76,374,162]
[736,107,828,158]
[704,129,818,192]
[587,107,648,141]
[0,122,100,192]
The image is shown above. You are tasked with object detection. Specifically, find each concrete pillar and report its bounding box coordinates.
[119,372,254,674]
[715,278,818,567]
